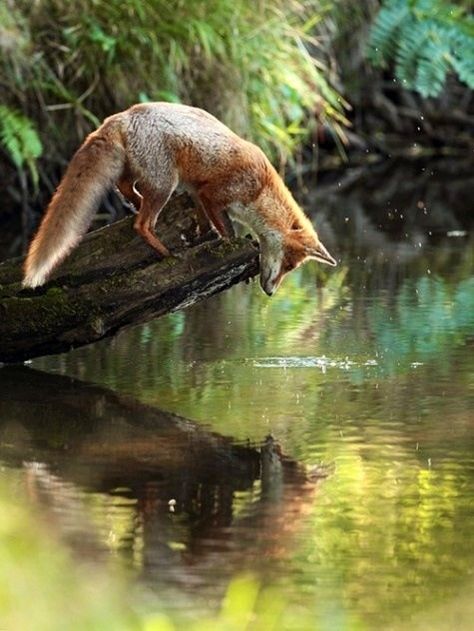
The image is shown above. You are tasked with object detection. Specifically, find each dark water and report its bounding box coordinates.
[1,161,473,629]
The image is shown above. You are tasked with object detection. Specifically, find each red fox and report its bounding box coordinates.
[23,102,336,294]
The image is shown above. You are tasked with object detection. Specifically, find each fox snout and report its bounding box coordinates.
[260,270,281,296]
[259,240,286,296]
[259,236,337,297]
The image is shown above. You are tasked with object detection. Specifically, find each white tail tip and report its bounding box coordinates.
[22,268,48,289]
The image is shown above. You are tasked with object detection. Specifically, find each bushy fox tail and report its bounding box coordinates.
[23,127,125,288]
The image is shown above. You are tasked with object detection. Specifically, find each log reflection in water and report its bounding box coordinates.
[0,366,321,597]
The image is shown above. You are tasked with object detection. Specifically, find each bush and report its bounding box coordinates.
[0,0,346,188]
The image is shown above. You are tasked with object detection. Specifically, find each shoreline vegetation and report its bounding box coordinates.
[0,0,472,239]
[0,1,346,215]
[0,4,472,628]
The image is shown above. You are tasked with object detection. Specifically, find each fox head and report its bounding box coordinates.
[259,227,336,296]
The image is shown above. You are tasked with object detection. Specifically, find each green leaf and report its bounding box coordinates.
[0,105,42,186]
[367,0,474,97]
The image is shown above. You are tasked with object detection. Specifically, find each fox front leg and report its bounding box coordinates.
[197,194,236,239]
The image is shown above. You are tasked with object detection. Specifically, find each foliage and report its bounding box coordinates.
[0,477,138,631]
[367,0,474,97]
[0,0,346,183]
[0,474,349,631]
[0,105,42,187]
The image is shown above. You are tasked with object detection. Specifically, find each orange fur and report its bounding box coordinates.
[23,102,336,293]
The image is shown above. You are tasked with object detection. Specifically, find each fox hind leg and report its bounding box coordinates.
[134,180,177,257]
[117,175,142,212]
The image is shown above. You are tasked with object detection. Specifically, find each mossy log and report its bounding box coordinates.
[0,194,259,363]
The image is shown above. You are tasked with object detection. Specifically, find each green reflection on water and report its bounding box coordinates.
[20,239,474,628]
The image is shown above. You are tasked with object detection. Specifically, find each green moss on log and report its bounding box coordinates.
[0,289,91,338]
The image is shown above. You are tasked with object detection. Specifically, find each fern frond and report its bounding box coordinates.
[368,0,474,97]
[414,38,450,97]
[451,29,474,88]
[367,0,411,67]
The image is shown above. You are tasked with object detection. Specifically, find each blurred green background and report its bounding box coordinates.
[0,1,473,630]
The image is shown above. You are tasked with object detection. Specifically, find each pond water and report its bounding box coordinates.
[1,160,473,629]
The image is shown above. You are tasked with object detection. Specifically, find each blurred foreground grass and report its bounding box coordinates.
[0,473,361,631]
[0,477,138,631]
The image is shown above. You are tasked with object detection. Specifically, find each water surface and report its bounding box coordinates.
[1,161,473,629]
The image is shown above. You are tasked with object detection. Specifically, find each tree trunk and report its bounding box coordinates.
[0,194,259,363]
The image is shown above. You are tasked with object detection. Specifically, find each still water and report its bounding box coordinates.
[1,161,473,629]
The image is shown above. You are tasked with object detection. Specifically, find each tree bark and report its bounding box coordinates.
[0,194,259,363]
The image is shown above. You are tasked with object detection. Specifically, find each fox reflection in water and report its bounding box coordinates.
[0,366,324,595]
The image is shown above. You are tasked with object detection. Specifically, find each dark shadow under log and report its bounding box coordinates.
[0,366,322,592]
[0,194,259,363]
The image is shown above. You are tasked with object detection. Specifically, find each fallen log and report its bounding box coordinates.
[0,193,259,363]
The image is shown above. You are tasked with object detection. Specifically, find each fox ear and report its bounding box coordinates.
[306,241,337,266]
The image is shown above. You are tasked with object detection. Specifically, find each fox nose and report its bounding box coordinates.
[260,275,276,296]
